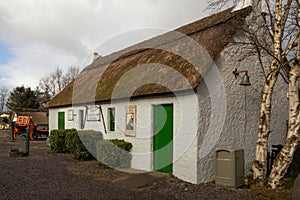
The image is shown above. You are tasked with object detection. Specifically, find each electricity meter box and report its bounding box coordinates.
[215,148,244,188]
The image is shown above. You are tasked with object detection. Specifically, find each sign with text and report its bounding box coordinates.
[87,105,101,121]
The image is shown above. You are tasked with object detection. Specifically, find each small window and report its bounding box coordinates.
[67,109,74,121]
[108,108,115,131]
[79,110,84,129]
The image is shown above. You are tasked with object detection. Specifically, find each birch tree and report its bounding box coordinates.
[267,0,300,188]
[208,0,300,188]
[251,0,284,185]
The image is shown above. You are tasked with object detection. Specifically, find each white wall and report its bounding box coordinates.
[194,21,288,183]
[49,93,199,183]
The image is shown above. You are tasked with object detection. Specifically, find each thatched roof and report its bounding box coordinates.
[47,6,252,108]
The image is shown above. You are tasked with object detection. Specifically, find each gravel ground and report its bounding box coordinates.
[0,130,291,200]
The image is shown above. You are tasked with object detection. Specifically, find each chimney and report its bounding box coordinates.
[93,52,101,62]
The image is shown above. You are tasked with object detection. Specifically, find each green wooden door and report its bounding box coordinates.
[58,112,65,130]
[153,104,173,173]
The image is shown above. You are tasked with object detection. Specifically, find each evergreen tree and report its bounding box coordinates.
[6,86,39,111]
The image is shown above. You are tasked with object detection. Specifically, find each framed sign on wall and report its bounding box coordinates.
[87,105,101,121]
[125,105,136,137]
[67,109,74,121]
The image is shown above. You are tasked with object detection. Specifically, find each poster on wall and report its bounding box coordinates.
[67,109,74,121]
[87,105,101,121]
[125,105,136,137]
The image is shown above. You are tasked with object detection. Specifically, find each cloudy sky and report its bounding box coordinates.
[0,0,231,90]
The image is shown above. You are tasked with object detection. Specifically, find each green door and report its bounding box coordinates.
[153,104,173,173]
[58,112,65,130]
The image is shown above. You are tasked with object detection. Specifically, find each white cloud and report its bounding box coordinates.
[0,0,211,89]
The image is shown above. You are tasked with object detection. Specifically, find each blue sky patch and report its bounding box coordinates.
[0,42,13,64]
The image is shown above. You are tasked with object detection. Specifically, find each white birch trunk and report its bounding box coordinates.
[252,65,279,182]
[252,0,283,184]
[267,59,300,189]
[267,3,300,189]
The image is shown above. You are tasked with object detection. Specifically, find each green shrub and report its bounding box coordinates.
[65,130,103,160]
[49,129,69,153]
[96,139,132,168]
[77,130,103,160]
[64,129,79,152]
[109,139,133,152]
[50,129,104,161]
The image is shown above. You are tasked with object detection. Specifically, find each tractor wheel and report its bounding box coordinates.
[13,128,18,140]
[13,132,18,140]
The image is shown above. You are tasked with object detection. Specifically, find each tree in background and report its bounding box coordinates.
[35,86,51,109]
[208,0,300,188]
[6,86,39,111]
[39,66,79,97]
[62,66,80,87]
[0,86,9,111]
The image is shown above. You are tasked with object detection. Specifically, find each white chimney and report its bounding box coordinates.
[93,52,101,62]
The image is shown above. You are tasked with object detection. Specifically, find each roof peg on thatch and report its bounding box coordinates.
[93,52,101,62]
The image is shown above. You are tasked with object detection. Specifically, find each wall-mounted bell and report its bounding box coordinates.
[239,73,251,86]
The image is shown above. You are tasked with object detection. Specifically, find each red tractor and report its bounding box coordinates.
[13,116,36,140]
[13,115,49,140]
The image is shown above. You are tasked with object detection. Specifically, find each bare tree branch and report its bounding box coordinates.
[39,66,80,98]
[282,0,293,33]
[282,30,300,57]
[0,87,9,111]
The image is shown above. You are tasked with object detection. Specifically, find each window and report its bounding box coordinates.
[79,110,84,129]
[67,109,74,121]
[108,108,115,131]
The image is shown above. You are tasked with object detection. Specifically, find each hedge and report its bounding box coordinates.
[109,139,133,152]
[50,129,103,160]
[96,139,132,168]
[75,130,103,160]
[50,130,132,166]
[50,129,75,153]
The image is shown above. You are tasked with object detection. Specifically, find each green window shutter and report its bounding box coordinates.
[108,108,115,131]
[79,110,84,129]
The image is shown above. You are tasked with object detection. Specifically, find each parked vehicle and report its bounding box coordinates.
[0,113,9,129]
[13,111,49,140]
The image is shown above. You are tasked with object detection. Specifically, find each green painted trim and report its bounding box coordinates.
[58,112,65,130]
[153,104,173,173]
[108,107,115,131]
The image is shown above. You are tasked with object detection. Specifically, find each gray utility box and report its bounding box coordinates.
[215,148,244,188]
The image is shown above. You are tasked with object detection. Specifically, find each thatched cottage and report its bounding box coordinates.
[47,4,288,184]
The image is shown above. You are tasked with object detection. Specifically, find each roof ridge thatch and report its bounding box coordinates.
[85,6,252,71]
[47,6,253,108]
